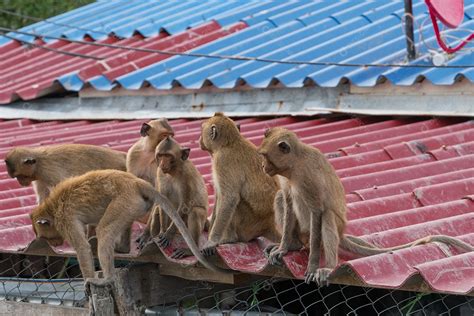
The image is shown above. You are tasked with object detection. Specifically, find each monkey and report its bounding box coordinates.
[30,169,229,280]
[258,127,474,286]
[126,118,175,185]
[4,144,130,252]
[136,136,208,259]
[4,144,126,203]
[199,112,281,256]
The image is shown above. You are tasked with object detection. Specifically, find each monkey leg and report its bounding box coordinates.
[114,225,131,254]
[171,207,206,259]
[304,211,324,285]
[66,223,96,279]
[136,205,159,250]
[267,190,302,266]
[311,210,340,286]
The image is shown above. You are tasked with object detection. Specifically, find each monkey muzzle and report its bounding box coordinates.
[16,175,33,186]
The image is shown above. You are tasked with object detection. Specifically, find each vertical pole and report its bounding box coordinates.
[404,0,416,60]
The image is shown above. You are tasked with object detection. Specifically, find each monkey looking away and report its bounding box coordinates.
[4,144,126,204]
[126,118,174,185]
[137,136,208,259]
[199,112,281,256]
[30,170,228,279]
[258,127,474,286]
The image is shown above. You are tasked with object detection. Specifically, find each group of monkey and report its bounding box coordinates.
[4,113,473,286]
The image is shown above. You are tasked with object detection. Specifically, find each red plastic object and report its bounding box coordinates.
[425,0,474,54]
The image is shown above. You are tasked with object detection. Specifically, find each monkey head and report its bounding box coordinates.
[140,118,175,145]
[199,112,241,153]
[30,208,64,247]
[4,147,39,186]
[257,127,296,177]
[155,136,191,174]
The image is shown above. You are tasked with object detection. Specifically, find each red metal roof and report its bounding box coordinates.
[0,115,472,294]
[0,21,246,104]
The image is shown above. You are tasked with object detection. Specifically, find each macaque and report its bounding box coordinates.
[258,127,474,285]
[4,144,126,203]
[30,170,228,279]
[199,112,280,256]
[126,118,174,185]
[137,136,208,259]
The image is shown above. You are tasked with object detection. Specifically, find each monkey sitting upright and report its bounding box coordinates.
[4,144,126,203]
[258,127,474,286]
[30,170,227,280]
[137,136,208,259]
[126,118,175,185]
[199,112,281,255]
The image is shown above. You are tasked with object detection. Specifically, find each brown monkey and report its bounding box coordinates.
[126,118,174,185]
[199,112,280,255]
[258,127,474,285]
[30,170,228,279]
[137,136,208,258]
[4,144,126,203]
[5,144,129,251]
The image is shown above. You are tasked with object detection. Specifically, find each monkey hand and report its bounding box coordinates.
[201,240,218,257]
[305,267,332,286]
[171,248,193,259]
[266,246,287,266]
[157,233,171,248]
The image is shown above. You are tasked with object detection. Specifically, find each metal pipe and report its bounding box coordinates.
[404,0,416,60]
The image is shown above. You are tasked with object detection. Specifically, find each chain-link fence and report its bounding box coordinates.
[0,253,472,315]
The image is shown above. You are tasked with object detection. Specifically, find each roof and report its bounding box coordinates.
[0,115,472,295]
[1,1,473,104]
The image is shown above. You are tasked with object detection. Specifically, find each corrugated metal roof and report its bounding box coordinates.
[0,21,246,104]
[0,115,472,294]
[0,1,473,105]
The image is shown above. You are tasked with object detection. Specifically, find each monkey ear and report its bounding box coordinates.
[278,141,291,154]
[140,123,151,137]
[181,148,191,161]
[210,124,217,140]
[236,123,241,132]
[23,157,36,165]
[214,112,224,117]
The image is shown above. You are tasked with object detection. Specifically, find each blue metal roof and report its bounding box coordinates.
[2,0,474,92]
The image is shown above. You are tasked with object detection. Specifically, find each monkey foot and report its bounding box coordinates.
[135,234,150,251]
[267,247,287,266]
[201,241,218,257]
[263,244,279,258]
[170,248,192,259]
[157,233,171,248]
[304,267,332,286]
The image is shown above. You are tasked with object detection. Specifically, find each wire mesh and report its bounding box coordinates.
[0,253,472,315]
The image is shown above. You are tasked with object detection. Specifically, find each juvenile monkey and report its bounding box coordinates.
[258,127,474,285]
[4,144,126,203]
[199,112,280,255]
[137,136,208,259]
[30,170,228,279]
[126,118,175,185]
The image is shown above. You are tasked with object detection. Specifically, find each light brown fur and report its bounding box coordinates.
[258,127,474,285]
[199,112,280,256]
[4,144,126,203]
[30,170,227,279]
[137,136,208,259]
[126,118,174,185]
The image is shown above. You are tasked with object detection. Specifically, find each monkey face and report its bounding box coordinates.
[156,154,176,173]
[4,149,37,186]
[156,136,190,174]
[258,127,294,177]
[260,153,279,176]
[30,213,64,246]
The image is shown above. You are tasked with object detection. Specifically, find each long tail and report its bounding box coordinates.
[341,234,473,256]
[140,184,231,274]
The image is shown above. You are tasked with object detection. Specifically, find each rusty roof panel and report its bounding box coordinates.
[0,115,472,294]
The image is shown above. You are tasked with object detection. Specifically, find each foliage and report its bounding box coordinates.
[1,0,95,29]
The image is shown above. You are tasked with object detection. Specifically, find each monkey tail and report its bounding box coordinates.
[139,184,231,274]
[340,235,432,256]
[341,234,473,256]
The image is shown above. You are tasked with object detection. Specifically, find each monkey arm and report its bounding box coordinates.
[32,181,50,203]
